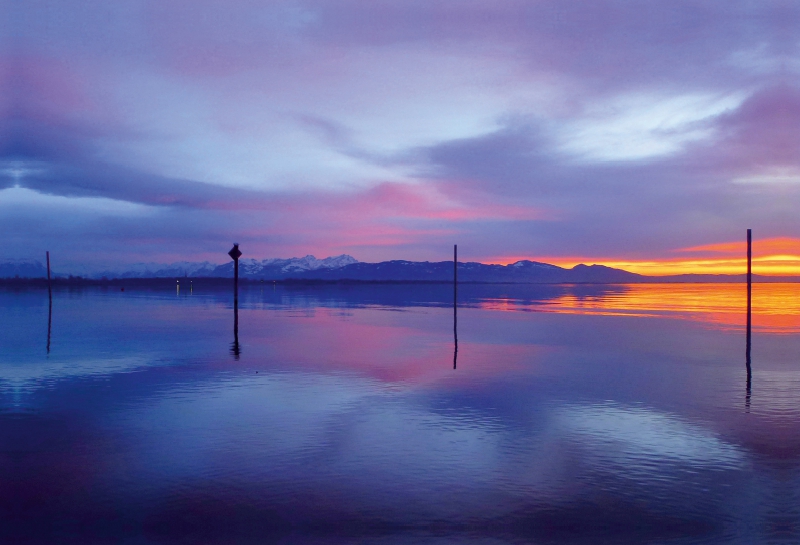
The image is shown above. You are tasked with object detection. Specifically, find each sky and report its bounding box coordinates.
[1,0,799,274]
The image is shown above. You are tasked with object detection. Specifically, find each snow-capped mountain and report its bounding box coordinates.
[89,261,221,279]
[0,259,48,278]
[4,255,762,283]
[285,259,642,283]
[255,254,359,273]
[214,255,359,278]
[0,255,360,279]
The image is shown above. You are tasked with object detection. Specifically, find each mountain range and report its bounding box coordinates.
[2,255,794,283]
[285,259,642,283]
[0,255,358,280]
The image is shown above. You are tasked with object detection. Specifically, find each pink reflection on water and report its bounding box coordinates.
[238,306,543,384]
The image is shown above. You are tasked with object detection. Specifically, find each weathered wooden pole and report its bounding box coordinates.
[46,251,52,294]
[228,243,242,360]
[747,229,752,285]
[229,243,242,295]
[746,229,751,360]
[453,244,458,370]
[454,245,458,285]
[46,251,52,354]
[745,229,752,410]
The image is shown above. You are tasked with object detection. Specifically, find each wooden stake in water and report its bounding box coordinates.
[46,251,52,354]
[229,243,242,295]
[746,229,752,411]
[454,244,458,370]
[228,243,242,360]
[46,251,52,294]
[746,229,751,355]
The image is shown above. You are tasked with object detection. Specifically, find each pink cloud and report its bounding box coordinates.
[4,0,799,266]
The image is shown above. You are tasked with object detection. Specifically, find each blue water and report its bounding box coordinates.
[2,283,799,544]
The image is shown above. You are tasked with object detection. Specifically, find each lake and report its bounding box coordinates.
[2,282,799,544]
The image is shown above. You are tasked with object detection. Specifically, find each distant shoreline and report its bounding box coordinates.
[5,256,799,284]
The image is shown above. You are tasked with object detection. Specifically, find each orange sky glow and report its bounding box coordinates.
[486,237,800,276]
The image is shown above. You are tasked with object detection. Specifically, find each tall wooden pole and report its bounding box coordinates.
[746,229,752,410]
[747,229,752,285]
[746,229,751,360]
[228,243,242,295]
[453,244,458,370]
[46,251,52,354]
[228,243,242,360]
[46,251,52,293]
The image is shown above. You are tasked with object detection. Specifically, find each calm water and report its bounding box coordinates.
[2,282,800,544]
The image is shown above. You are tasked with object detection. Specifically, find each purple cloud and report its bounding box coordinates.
[1,0,799,267]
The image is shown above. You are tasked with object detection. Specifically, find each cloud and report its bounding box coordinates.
[1,0,799,266]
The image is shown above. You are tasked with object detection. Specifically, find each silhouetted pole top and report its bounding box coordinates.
[228,243,242,261]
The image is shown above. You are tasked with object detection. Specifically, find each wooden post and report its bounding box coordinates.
[454,243,458,301]
[746,229,752,410]
[453,244,458,370]
[747,229,752,286]
[228,243,242,360]
[454,244,458,286]
[746,229,751,360]
[46,251,52,354]
[228,243,242,296]
[46,251,52,293]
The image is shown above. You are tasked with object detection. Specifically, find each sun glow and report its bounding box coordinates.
[487,238,800,276]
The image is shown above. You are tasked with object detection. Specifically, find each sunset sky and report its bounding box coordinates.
[1,1,799,274]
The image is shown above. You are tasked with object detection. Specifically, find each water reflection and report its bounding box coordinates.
[46,290,51,355]
[3,283,800,544]
[453,277,458,370]
[230,292,241,360]
[193,282,800,333]
[531,283,800,333]
[745,361,752,412]
[746,277,752,412]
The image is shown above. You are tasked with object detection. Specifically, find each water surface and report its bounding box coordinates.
[2,282,799,544]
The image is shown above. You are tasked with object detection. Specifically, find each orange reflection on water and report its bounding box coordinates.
[478,283,800,334]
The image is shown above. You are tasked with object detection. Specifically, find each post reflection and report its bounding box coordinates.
[745,359,751,412]
[230,294,241,360]
[745,282,751,412]
[46,250,52,355]
[453,290,458,370]
[46,290,52,355]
